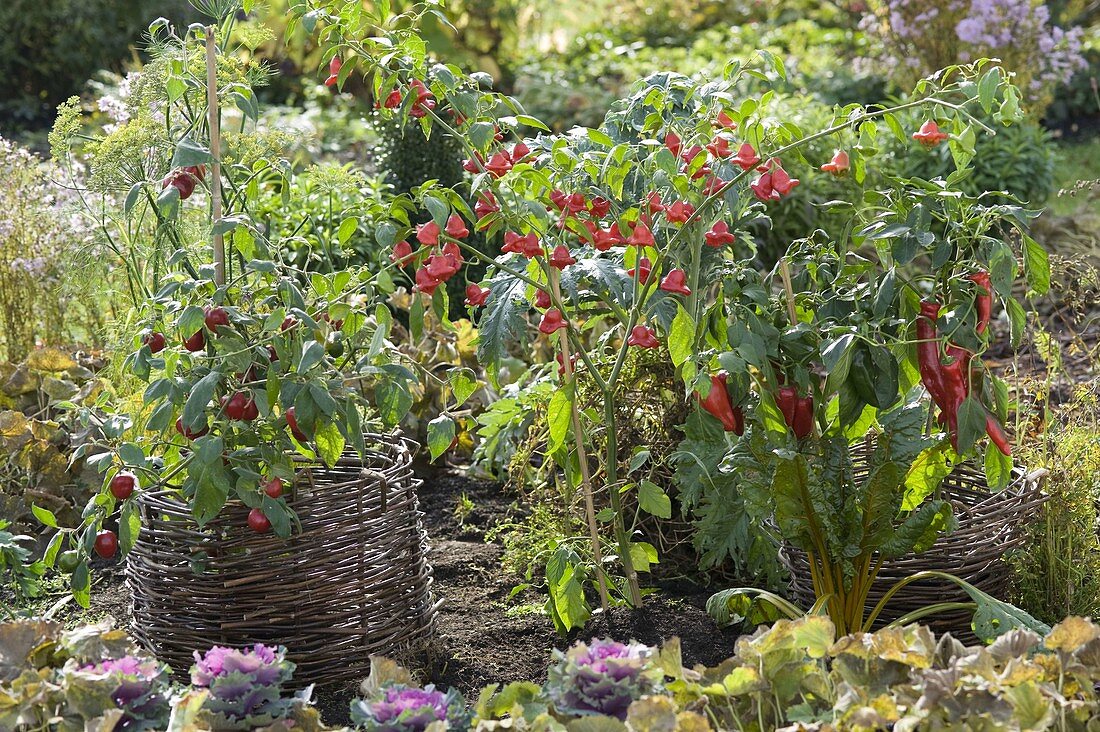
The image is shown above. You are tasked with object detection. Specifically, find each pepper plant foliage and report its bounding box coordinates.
[38,0,422,603]
[291,1,1046,630]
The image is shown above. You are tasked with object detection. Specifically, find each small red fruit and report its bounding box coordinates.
[94,529,118,559]
[538,308,568,335]
[548,245,577,270]
[820,150,850,176]
[175,416,209,440]
[143,331,167,353]
[262,477,284,499]
[324,56,341,87]
[223,392,255,421]
[109,471,137,500]
[204,306,230,331]
[286,407,308,441]
[912,120,949,147]
[280,316,299,332]
[183,329,206,352]
[247,508,272,533]
[627,325,660,349]
[659,269,692,296]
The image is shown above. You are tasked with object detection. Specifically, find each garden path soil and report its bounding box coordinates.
[48,468,737,727]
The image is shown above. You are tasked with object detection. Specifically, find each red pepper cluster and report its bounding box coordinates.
[776,385,814,439]
[696,373,745,435]
[374,78,436,118]
[405,214,468,296]
[916,272,1010,455]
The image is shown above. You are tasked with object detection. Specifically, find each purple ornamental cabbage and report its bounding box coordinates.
[543,638,659,720]
[189,643,295,729]
[350,684,470,731]
[74,655,172,730]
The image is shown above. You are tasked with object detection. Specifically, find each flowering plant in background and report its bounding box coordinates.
[189,643,297,729]
[543,638,660,720]
[62,655,173,730]
[860,0,1088,113]
[350,684,471,731]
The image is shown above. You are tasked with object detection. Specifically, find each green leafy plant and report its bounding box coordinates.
[290,0,1046,633]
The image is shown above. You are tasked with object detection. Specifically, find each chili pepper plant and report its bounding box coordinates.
[291,1,1047,633]
[36,2,425,605]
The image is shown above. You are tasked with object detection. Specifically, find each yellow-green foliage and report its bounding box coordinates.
[1013,389,1100,623]
[0,138,102,361]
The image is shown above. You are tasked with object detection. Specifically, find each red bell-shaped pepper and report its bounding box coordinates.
[696,373,744,435]
[793,396,814,440]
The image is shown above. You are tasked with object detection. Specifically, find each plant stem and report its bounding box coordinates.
[549,268,611,612]
[603,397,643,607]
[205,26,225,286]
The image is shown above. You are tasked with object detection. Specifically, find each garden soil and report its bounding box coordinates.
[50,468,737,726]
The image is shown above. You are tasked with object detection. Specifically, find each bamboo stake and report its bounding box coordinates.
[549,269,611,612]
[205,25,225,286]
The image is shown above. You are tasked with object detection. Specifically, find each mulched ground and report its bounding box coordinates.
[35,467,737,727]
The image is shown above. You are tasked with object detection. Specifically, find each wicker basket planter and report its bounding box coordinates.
[781,460,1046,640]
[126,435,437,687]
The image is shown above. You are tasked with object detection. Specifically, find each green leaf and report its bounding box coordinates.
[956,397,987,455]
[667,304,694,368]
[32,505,58,528]
[628,541,659,573]
[337,216,359,245]
[118,501,141,555]
[427,415,456,462]
[902,444,953,510]
[297,340,325,374]
[475,272,529,386]
[638,480,672,519]
[190,436,231,526]
[822,333,856,395]
[71,561,90,608]
[375,379,413,426]
[448,367,478,407]
[118,442,146,467]
[1022,235,1050,296]
[315,420,345,467]
[170,135,214,168]
[546,389,572,456]
[977,67,1000,113]
[183,371,221,428]
[985,443,1013,491]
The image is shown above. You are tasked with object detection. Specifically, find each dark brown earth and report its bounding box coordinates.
[37,468,737,727]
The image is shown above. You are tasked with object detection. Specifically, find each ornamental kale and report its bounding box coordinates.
[543,638,660,720]
[63,655,172,730]
[350,684,470,731]
[189,643,296,729]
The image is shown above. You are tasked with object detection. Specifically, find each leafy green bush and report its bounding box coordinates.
[0,0,199,130]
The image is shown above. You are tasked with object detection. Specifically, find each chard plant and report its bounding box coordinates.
[290,1,1049,632]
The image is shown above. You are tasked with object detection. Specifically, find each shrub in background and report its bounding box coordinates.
[0,0,199,131]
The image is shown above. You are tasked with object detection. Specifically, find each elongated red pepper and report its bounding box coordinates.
[793,395,814,439]
[969,271,992,335]
[776,386,799,428]
[916,301,949,413]
[984,407,1012,456]
[696,373,744,435]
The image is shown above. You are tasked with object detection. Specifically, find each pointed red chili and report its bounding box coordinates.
[627,257,652,284]
[416,220,440,246]
[732,142,761,170]
[627,222,655,247]
[820,150,850,176]
[390,240,414,265]
[913,120,949,147]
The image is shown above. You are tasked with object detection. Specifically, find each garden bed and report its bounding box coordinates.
[33,466,734,725]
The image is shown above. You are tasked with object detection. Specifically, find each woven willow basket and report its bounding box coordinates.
[780,453,1047,641]
[126,434,437,687]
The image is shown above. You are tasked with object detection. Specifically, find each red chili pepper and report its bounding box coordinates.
[776,386,799,430]
[916,301,949,413]
[969,271,992,335]
[696,373,744,435]
[792,396,814,439]
[984,407,1012,456]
